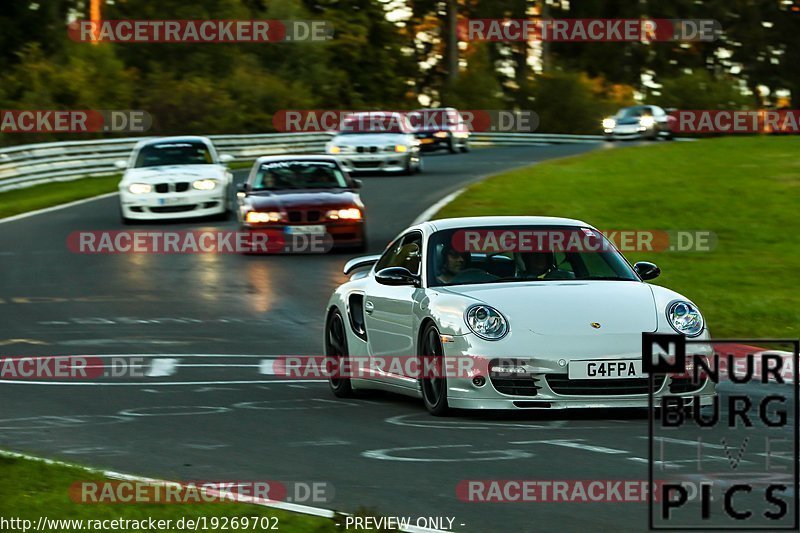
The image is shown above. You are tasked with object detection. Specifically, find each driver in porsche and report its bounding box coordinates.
[437,246,470,283]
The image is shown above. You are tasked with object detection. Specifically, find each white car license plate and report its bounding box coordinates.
[157,197,182,206]
[286,225,326,235]
[568,360,644,379]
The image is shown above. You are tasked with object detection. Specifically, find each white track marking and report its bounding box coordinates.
[0,192,118,225]
[638,436,726,450]
[260,359,276,375]
[174,364,263,368]
[2,353,286,358]
[119,406,230,417]
[510,439,629,454]
[362,444,532,463]
[411,189,466,225]
[0,379,327,386]
[145,358,180,377]
[385,413,620,431]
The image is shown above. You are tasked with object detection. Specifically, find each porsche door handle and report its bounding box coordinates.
[364,301,374,315]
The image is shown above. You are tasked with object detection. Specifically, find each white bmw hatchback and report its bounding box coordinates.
[325,216,715,415]
[117,136,234,223]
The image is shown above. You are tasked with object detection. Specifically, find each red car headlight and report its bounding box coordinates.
[326,208,362,221]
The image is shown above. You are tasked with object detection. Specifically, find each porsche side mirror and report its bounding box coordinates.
[375,267,419,287]
[114,160,128,170]
[634,261,661,280]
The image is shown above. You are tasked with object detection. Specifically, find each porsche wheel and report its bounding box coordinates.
[326,310,353,398]
[420,323,451,416]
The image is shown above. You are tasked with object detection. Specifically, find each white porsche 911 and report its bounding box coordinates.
[324,216,715,415]
[117,136,234,223]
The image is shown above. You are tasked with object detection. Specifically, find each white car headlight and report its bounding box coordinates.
[667,301,704,337]
[128,183,152,194]
[192,179,217,191]
[465,305,509,340]
[602,118,616,129]
[640,116,656,128]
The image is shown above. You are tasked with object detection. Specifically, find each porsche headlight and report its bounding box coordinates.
[667,301,704,337]
[465,305,509,340]
[128,183,152,194]
[192,179,217,191]
[640,116,656,128]
[602,118,616,129]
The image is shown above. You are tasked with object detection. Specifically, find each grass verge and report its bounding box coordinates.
[0,454,340,532]
[0,175,120,220]
[435,136,800,338]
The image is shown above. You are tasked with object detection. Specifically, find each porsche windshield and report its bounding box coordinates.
[253,161,348,190]
[427,226,639,287]
[616,107,648,119]
[134,142,213,168]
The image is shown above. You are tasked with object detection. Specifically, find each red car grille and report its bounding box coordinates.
[287,210,323,223]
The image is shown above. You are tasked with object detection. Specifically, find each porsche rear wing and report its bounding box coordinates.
[343,255,381,275]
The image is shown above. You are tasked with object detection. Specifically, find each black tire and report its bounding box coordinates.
[447,138,457,154]
[459,141,470,153]
[420,323,451,416]
[604,135,615,142]
[326,310,354,398]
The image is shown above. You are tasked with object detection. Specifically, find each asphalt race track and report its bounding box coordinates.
[1,144,795,532]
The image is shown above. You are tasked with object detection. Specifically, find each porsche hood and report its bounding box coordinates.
[439,280,658,336]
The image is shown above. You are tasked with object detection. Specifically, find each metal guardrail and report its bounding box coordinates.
[0,132,602,193]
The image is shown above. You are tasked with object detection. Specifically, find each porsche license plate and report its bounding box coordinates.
[286,225,326,235]
[568,360,644,379]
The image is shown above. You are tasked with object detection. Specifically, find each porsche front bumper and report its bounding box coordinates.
[440,334,716,410]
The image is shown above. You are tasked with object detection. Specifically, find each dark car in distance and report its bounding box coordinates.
[409,107,471,153]
[238,156,367,252]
